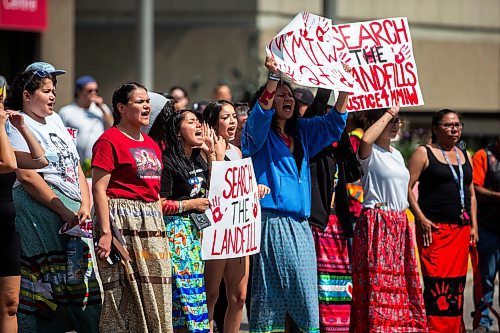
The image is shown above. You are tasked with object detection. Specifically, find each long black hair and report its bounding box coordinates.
[251,80,304,170]
[111,82,147,126]
[149,108,202,178]
[431,109,460,143]
[5,70,55,111]
[202,99,234,130]
[250,80,300,139]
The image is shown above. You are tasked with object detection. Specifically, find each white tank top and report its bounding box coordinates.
[225,143,241,161]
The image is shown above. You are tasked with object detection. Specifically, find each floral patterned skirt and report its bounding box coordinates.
[164,214,209,333]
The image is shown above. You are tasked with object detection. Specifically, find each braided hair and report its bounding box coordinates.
[111,82,147,126]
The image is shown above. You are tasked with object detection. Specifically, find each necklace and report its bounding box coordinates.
[117,126,143,141]
[437,144,469,225]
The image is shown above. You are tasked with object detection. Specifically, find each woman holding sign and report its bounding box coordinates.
[149,105,225,333]
[407,109,477,333]
[241,56,348,333]
[202,100,271,333]
[351,105,427,332]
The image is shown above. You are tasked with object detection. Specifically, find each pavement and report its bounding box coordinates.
[238,270,499,332]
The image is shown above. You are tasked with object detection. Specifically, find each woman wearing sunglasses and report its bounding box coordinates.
[149,105,225,333]
[350,105,427,332]
[408,109,477,332]
[5,70,101,332]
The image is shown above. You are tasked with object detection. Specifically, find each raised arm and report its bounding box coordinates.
[0,109,16,172]
[7,111,48,169]
[358,103,399,160]
[335,64,352,114]
[258,56,280,110]
[335,91,349,114]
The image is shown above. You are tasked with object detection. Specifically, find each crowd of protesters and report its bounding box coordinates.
[0,54,498,333]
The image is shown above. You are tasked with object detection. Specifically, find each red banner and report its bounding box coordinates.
[0,0,47,32]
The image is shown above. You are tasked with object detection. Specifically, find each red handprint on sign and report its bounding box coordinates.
[392,45,411,64]
[211,196,226,223]
[431,281,451,311]
[316,21,330,42]
[253,193,259,219]
[338,69,354,89]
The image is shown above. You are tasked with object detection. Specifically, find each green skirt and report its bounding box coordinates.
[13,185,101,332]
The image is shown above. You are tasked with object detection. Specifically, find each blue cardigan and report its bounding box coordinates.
[242,103,347,219]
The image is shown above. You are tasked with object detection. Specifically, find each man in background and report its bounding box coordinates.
[58,75,113,162]
[472,136,500,332]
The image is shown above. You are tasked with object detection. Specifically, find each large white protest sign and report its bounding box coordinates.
[202,158,261,260]
[331,17,424,111]
[266,12,356,92]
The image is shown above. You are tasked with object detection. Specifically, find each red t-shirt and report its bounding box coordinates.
[92,127,162,202]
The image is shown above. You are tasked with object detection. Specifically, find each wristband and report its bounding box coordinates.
[386,110,396,118]
[178,201,184,214]
[268,72,281,82]
[32,155,45,161]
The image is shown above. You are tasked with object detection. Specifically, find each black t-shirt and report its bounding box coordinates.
[160,153,208,213]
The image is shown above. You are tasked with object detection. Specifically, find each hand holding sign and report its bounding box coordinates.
[265,55,279,74]
[330,17,423,111]
[202,158,261,260]
[266,12,355,92]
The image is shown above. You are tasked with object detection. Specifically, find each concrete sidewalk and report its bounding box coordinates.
[238,270,499,332]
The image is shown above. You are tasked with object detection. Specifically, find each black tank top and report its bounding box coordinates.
[0,172,17,231]
[0,172,16,201]
[418,145,472,224]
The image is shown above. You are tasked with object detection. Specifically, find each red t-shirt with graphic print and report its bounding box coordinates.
[92,127,162,202]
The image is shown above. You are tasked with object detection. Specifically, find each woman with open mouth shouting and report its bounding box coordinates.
[241,56,349,333]
[202,100,270,333]
[149,104,226,333]
[6,70,101,332]
[92,82,172,332]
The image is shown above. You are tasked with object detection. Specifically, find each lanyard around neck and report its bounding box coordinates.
[438,145,465,210]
